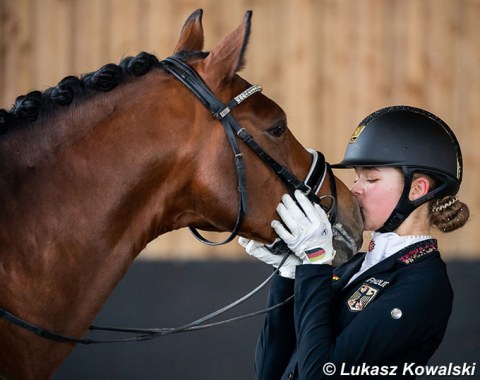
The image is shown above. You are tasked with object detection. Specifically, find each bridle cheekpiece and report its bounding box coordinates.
[161,56,337,245]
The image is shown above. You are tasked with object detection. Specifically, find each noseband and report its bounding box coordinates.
[161,56,337,245]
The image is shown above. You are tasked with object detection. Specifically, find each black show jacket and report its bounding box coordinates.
[255,239,453,379]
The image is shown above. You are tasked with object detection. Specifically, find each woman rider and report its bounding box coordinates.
[240,105,469,379]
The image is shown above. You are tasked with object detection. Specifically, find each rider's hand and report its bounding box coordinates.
[238,238,302,279]
[271,190,336,265]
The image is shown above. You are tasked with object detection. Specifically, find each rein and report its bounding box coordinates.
[0,55,338,345]
[0,256,292,345]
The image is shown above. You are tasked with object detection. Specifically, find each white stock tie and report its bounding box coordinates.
[346,232,432,286]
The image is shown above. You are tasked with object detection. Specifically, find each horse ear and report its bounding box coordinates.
[202,11,252,86]
[173,9,205,54]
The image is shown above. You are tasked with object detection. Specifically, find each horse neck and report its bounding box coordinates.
[0,71,198,373]
[3,71,191,242]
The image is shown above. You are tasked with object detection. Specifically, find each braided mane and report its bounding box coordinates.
[0,52,161,134]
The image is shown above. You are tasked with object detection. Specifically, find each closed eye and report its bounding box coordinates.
[267,121,287,137]
[353,178,379,184]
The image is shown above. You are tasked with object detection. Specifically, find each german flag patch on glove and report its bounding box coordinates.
[305,248,326,262]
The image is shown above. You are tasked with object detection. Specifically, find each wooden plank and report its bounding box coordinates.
[1,0,479,259]
[1,0,34,107]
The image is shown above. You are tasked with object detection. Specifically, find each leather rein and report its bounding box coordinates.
[0,56,337,344]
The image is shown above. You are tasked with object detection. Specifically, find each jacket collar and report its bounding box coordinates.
[335,239,438,291]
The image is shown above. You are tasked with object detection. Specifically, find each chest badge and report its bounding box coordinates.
[347,284,378,312]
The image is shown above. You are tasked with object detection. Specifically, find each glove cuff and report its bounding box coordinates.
[279,265,296,279]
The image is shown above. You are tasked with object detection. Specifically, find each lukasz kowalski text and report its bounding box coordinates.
[340,362,477,377]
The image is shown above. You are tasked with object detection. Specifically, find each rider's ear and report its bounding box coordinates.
[202,11,252,88]
[409,176,431,201]
[173,9,205,54]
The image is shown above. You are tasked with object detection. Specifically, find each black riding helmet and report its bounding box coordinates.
[332,105,463,232]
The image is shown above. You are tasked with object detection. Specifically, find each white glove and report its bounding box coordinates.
[238,237,302,279]
[271,190,336,265]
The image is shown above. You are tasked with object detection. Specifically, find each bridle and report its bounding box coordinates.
[0,55,338,344]
[161,56,337,245]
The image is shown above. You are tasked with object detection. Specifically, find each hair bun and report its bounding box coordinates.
[430,196,469,232]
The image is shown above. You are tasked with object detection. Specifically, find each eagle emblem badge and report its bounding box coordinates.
[347,284,378,312]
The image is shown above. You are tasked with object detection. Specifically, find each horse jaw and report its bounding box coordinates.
[331,178,364,265]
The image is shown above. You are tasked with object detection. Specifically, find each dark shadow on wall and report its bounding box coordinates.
[54,260,479,380]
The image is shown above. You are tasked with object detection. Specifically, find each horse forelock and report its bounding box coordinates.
[0,51,161,135]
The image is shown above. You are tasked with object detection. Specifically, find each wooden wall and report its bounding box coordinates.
[1,0,479,259]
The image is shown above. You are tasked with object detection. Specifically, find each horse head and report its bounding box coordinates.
[165,10,363,259]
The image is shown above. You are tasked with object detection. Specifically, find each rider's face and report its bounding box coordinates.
[350,167,404,232]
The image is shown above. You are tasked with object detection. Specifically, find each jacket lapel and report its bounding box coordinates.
[340,238,439,292]
[332,254,365,291]
[342,253,399,292]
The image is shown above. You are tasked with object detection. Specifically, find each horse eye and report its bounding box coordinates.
[267,122,286,138]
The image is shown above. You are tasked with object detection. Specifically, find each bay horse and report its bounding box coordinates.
[0,10,363,379]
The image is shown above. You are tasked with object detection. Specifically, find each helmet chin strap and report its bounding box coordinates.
[377,167,450,233]
[377,168,415,233]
